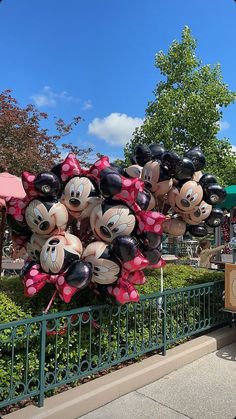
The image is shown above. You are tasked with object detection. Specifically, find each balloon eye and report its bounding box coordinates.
[34,219,39,225]
[46,247,50,253]
[37,215,43,221]
[71,191,75,197]
[107,222,114,228]
[76,191,80,198]
[94,267,100,272]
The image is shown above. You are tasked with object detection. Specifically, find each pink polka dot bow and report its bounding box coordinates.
[57,153,83,183]
[136,211,166,234]
[23,263,79,303]
[84,156,110,183]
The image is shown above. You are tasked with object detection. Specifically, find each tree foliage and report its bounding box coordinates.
[0,90,91,176]
[125,27,236,185]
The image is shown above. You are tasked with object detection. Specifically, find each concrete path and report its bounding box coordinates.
[80,342,236,419]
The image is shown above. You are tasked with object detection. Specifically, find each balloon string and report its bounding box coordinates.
[43,290,57,314]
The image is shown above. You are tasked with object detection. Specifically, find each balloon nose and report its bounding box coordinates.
[194,209,201,217]
[100,226,112,238]
[48,238,60,246]
[180,198,190,208]
[69,198,80,207]
[39,221,50,231]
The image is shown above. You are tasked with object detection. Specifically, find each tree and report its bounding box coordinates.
[0,90,91,176]
[124,27,236,186]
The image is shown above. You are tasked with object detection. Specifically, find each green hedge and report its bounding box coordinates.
[0,264,224,320]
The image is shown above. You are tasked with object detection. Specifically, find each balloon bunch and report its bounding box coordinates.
[6,153,166,309]
[128,144,226,238]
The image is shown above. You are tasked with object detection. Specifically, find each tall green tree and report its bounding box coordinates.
[125,27,236,186]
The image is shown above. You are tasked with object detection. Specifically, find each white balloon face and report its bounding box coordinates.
[90,203,136,243]
[61,177,100,219]
[40,233,82,274]
[25,200,68,236]
[83,242,120,284]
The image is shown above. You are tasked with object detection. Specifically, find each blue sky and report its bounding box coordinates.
[0,0,236,162]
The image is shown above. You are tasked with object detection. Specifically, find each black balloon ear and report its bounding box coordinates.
[111,236,138,262]
[130,156,137,165]
[185,147,206,171]
[109,163,125,175]
[34,172,61,196]
[161,151,181,177]
[149,143,165,160]
[188,224,208,237]
[199,173,217,187]
[174,157,195,181]
[7,214,31,235]
[138,232,162,249]
[205,208,224,228]
[136,189,153,210]
[65,261,92,289]
[63,250,81,272]
[203,184,226,205]
[21,260,35,277]
[99,171,122,197]
[133,144,152,167]
[142,248,162,265]
[51,163,62,182]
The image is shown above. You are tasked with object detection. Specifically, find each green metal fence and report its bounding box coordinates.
[0,280,227,410]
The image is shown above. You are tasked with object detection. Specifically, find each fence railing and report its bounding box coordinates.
[0,280,227,410]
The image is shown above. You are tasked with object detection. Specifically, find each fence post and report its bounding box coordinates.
[162,293,167,356]
[38,317,47,407]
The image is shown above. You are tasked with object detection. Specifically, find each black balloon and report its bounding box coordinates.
[136,189,153,210]
[139,232,162,249]
[134,144,152,167]
[142,248,162,265]
[34,172,61,196]
[111,236,138,262]
[65,261,92,289]
[7,214,31,235]
[99,171,122,197]
[199,173,217,187]
[149,143,165,160]
[161,151,181,177]
[185,147,206,171]
[174,157,195,181]
[205,208,224,228]
[188,224,208,237]
[203,184,226,205]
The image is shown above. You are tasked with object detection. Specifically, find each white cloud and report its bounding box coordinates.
[30,86,80,107]
[83,100,93,110]
[231,145,236,153]
[219,120,230,131]
[88,113,143,146]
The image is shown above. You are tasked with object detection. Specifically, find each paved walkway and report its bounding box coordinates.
[80,342,236,419]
